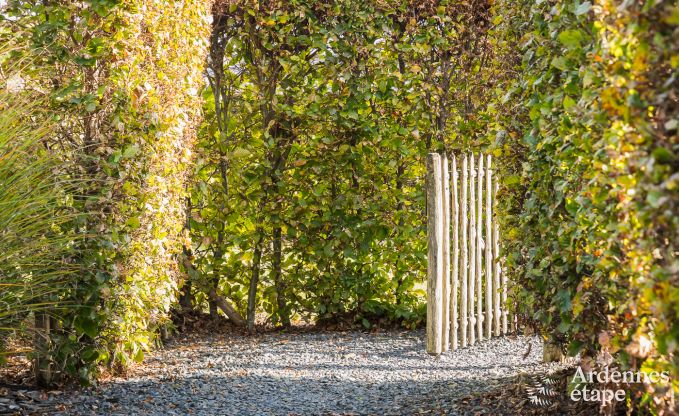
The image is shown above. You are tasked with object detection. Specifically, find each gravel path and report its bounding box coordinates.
[57,330,563,415]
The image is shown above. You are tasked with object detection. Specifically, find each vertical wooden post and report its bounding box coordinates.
[450,155,459,351]
[460,155,468,348]
[494,176,506,335]
[485,155,493,339]
[426,153,444,355]
[476,156,484,341]
[34,313,53,386]
[441,154,451,352]
[468,154,476,345]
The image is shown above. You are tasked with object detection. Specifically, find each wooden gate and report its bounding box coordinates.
[426,152,511,354]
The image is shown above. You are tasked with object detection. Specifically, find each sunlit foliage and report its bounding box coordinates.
[494,0,678,409]
[2,0,212,382]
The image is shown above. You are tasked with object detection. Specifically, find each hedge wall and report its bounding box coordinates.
[2,0,212,382]
[494,0,678,409]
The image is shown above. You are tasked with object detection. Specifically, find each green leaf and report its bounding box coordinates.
[557,30,583,49]
[567,340,584,356]
[565,198,579,216]
[126,216,141,229]
[77,318,99,338]
[133,348,144,363]
[232,147,250,159]
[81,347,100,363]
[646,190,665,208]
[557,321,571,333]
[551,57,568,71]
[574,2,592,16]
[652,147,674,164]
[122,145,139,159]
[504,175,521,185]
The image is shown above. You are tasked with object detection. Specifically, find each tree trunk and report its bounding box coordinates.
[208,294,218,319]
[207,288,246,327]
[393,47,407,303]
[208,269,219,320]
[394,161,406,303]
[247,234,264,333]
[179,266,193,312]
[34,313,53,386]
[271,226,290,327]
[210,230,225,320]
[179,196,195,311]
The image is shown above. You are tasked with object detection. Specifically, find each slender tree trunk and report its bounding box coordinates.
[394,161,406,303]
[34,313,54,386]
[209,231,224,321]
[208,286,219,319]
[178,278,193,310]
[271,226,289,326]
[247,233,264,333]
[393,46,408,303]
[210,156,230,320]
[179,247,194,311]
[179,196,194,311]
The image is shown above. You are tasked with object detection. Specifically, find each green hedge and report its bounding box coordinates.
[493,0,678,409]
[2,0,211,383]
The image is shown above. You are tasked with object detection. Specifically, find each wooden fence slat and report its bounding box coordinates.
[450,156,459,351]
[493,176,505,335]
[460,154,468,348]
[476,156,484,341]
[485,155,493,339]
[426,153,444,354]
[468,154,476,345]
[441,154,451,352]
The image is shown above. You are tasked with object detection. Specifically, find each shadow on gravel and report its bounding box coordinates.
[58,374,523,416]
[4,331,563,416]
